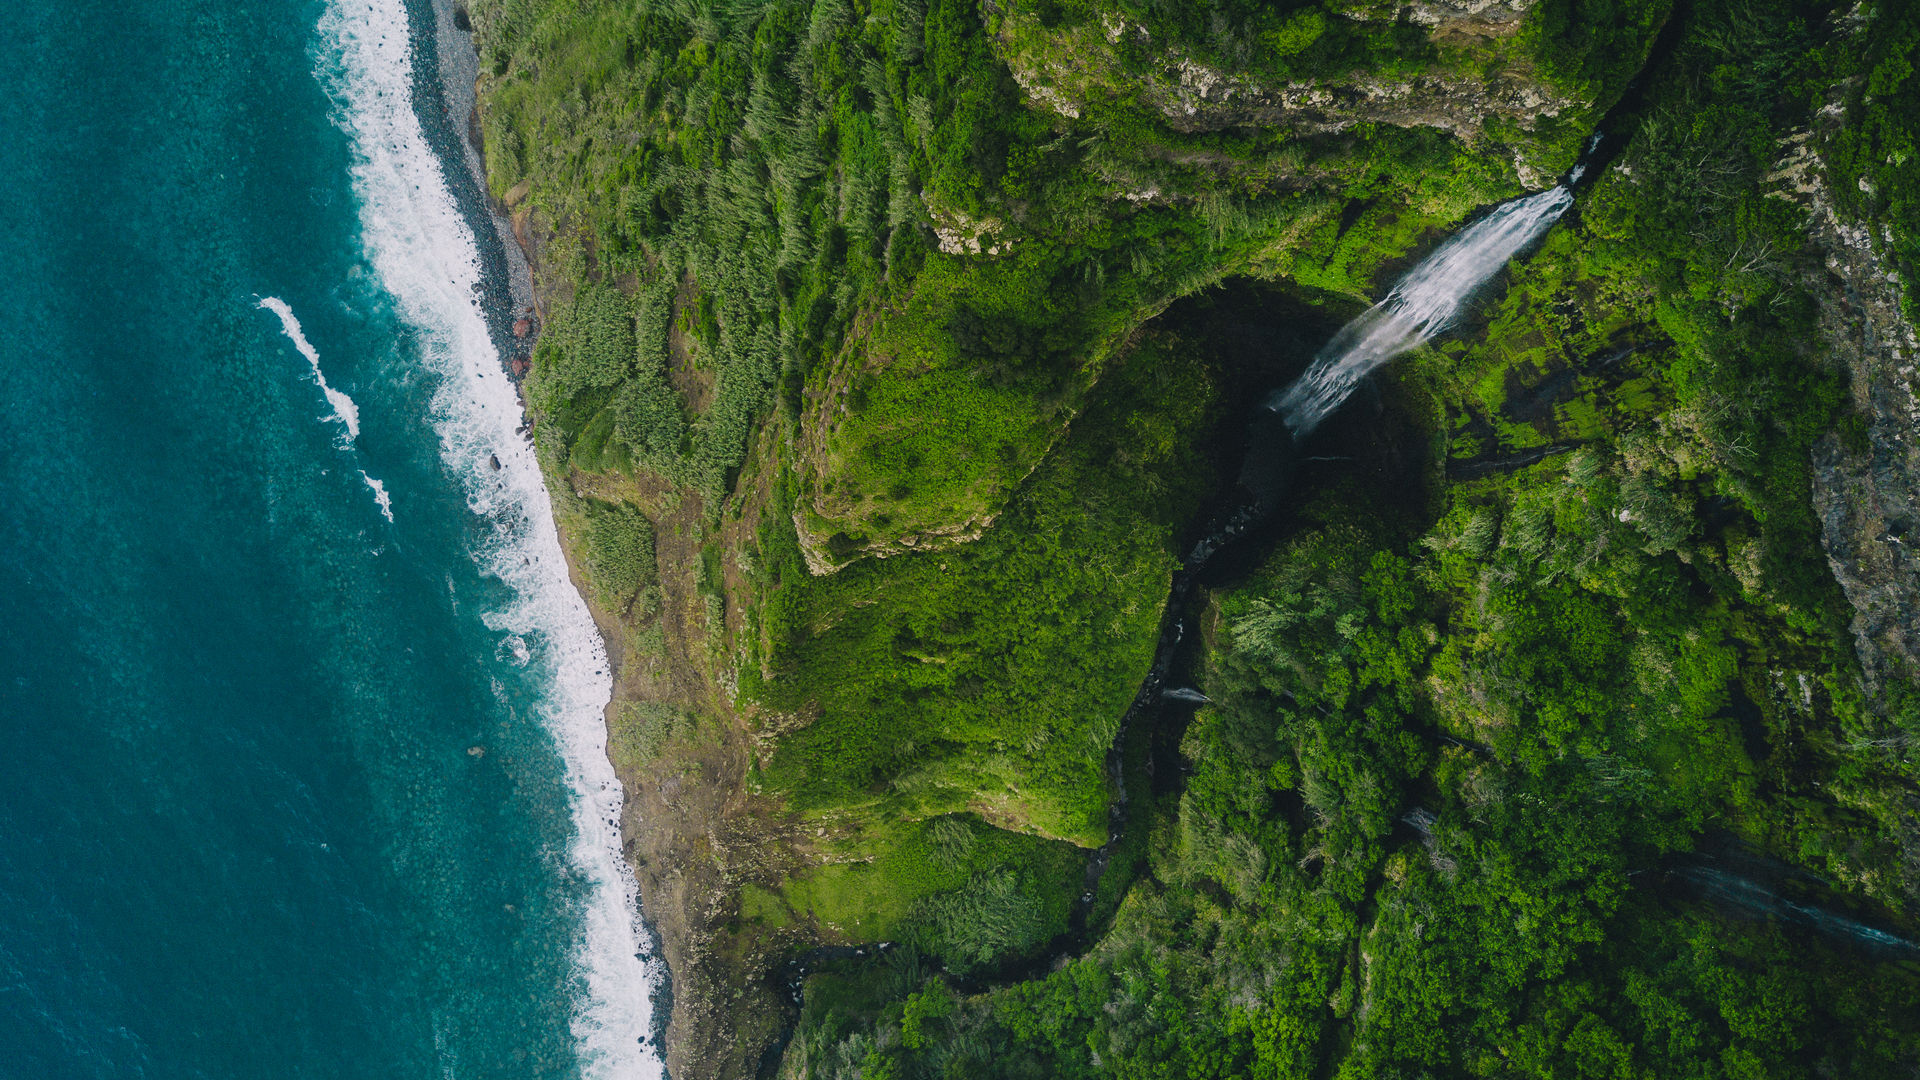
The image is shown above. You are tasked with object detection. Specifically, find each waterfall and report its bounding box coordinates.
[1068,186,1584,953]
[1272,186,1575,438]
[1676,866,1920,954]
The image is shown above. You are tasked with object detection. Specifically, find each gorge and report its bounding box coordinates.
[461,0,1920,1075]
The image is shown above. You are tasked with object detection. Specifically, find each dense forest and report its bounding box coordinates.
[466,0,1920,1075]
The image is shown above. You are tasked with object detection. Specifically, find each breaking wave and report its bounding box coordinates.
[360,471,394,522]
[314,2,664,1075]
[258,295,361,442]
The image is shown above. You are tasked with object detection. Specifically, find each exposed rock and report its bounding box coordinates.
[1008,61,1079,119]
[1141,63,1574,145]
[791,506,996,576]
[1781,93,1920,696]
[1352,0,1535,33]
[995,2,1582,182]
[927,202,1017,256]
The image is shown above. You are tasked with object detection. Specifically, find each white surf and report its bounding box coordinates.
[360,471,395,522]
[314,3,664,1077]
[259,295,362,442]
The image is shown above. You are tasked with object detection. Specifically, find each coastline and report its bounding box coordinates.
[409,0,677,1064]
[412,0,530,351]
[387,3,1920,1077]
[417,7,813,1071]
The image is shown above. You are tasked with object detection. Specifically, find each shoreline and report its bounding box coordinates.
[413,0,531,353]
[409,0,677,1062]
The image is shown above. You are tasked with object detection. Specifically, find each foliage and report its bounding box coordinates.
[774,812,1083,944]
[907,868,1053,974]
[778,0,1920,1073]
[475,0,1920,1065]
[755,320,1225,844]
[1521,0,1676,99]
[1820,0,1920,323]
[578,498,658,614]
[473,0,1567,547]
[899,978,955,1050]
[608,700,691,773]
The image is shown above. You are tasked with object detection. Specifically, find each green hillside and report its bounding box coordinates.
[469,0,1920,1075]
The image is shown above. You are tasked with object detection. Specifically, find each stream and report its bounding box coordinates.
[760,6,1714,1059]
[1662,839,1920,956]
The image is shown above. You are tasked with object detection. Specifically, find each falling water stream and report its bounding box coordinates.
[1073,181,1582,927]
[1271,185,1575,438]
[1674,865,1920,954]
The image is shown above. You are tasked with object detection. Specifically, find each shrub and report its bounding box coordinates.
[580,500,657,614]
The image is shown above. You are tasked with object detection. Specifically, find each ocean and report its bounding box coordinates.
[0,2,663,1077]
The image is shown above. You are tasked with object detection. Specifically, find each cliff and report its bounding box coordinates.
[1791,85,1920,697]
[467,0,1920,1075]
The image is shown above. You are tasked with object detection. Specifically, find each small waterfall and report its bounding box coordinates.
[1675,865,1920,954]
[1272,186,1575,438]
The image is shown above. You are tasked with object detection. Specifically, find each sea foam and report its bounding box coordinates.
[360,471,395,522]
[258,296,362,442]
[314,3,664,1076]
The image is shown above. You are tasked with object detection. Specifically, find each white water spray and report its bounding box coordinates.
[360,471,394,522]
[1272,186,1573,437]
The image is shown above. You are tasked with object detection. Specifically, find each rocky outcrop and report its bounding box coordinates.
[1351,0,1535,33]
[1138,60,1574,143]
[1776,101,1920,696]
[926,202,1017,256]
[996,2,1582,185]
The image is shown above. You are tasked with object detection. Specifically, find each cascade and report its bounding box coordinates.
[1272,185,1574,438]
[1070,184,1585,951]
[1675,865,1920,954]
[777,4,1709,1023]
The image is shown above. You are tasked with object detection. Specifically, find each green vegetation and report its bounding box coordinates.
[470,0,1920,1072]
[473,0,1604,553]
[1821,0,1920,323]
[579,498,658,613]
[771,812,1084,959]
[754,325,1225,844]
[608,700,690,773]
[766,0,1920,1075]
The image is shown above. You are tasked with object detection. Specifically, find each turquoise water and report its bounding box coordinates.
[0,3,660,1077]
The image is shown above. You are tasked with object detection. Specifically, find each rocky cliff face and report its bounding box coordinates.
[1374,0,1535,31]
[996,0,1585,185]
[1779,99,1920,697]
[1810,238,1920,696]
